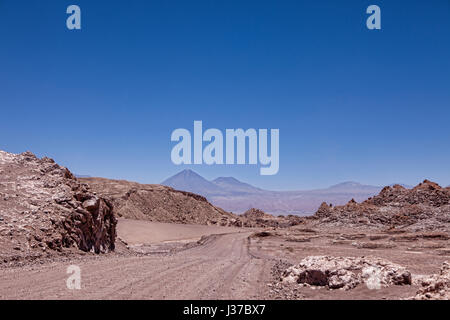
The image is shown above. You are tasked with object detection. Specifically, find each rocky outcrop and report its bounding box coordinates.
[79,177,238,226]
[0,150,116,262]
[316,202,333,216]
[412,262,450,300]
[232,208,303,228]
[314,180,450,231]
[282,256,412,290]
[242,208,270,219]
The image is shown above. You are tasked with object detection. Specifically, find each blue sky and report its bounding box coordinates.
[1,0,449,190]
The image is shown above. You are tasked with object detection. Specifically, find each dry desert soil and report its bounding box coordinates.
[1,218,448,300]
[1,151,449,300]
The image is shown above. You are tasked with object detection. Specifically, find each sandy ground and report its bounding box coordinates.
[117,218,243,245]
[0,220,448,300]
[0,231,271,299]
[256,225,449,299]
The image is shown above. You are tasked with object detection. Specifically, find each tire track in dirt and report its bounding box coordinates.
[0,231,274,299]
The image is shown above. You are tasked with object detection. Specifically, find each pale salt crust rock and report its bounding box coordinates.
[282,255,412,290]
[411,262,450,300]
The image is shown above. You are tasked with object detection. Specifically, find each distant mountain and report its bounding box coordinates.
[329,182,363,189]
[75,174,91,178]
[322,181,381,194]
[161,170,390,215]
[162,169,225,196]
[212,177,264,194]
[389,183,414,189]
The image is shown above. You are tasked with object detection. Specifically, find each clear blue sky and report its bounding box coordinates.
[1,0,449,190]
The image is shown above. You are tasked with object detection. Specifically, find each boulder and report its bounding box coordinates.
[282,256,411,290]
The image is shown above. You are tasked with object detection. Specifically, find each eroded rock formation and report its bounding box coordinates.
[412,261,450,300]
[282,256,412,290]
[314,180,450,231]
[0,151,116,262]
[78,177,238,226]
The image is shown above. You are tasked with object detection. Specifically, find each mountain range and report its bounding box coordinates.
[162,170,406,215]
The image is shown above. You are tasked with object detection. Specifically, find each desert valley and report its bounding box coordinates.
[161,169,387,215]
[0,150,449,300]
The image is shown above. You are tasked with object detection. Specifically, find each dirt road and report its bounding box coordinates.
[0,231,273,300]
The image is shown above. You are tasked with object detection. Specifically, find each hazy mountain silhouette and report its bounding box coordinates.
[389,183,414,189]
[162,169,225,196]
[75,174,92,178]
[212,177,264,194]
[161,170,389,215]
[320,181,385,194]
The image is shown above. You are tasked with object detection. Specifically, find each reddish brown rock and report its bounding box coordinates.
[234,208,303,228]
[0,150,117,263]
[313,180,450,231]
[412,262,450,300]
[78,177,238,226]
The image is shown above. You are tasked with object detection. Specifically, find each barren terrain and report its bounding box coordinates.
[117,218,243,245]
[162,169,383,215]
[0,150,449,300]
[0,223,270,299]
[79,177,238,226]
[0,218,448,299]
